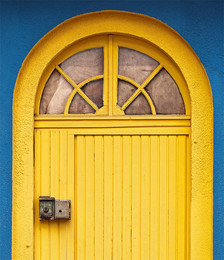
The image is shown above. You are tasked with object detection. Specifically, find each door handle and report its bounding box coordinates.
[39,196,71,220]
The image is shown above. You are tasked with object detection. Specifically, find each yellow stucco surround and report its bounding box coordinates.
[12,11,213,259]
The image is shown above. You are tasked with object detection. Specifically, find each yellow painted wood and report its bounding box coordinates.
[34,126,190,135]
[177,136,187,260]
[112,35,191,116]
[85,136,95,260]
[59,131,68,259]
[13,11,213,260]
[132,136,141,259]
[34,130,77,260]
[113,136,123,259]
[140,136,150,259]
[108,35,113,116]
[141,89,156,115]
[50,131,60,260]
[40,131,50,260]
[95,136,104,260]
[122,136,132,260]
[112,44,124,115]
[34,130,190,259]
[64,74,104,115]
[118,75,156,114]
[34,116,191,128]
[37,35,188,116]
[150,136,160,260]
[160,136,168,260]
[119,63,163,114]
[168,136,177,260]
[32,31,191,260]
[76,136,86,260]
[104,136,113,259]
[67,134,75,259]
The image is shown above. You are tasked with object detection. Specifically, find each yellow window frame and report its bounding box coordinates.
[35,34,190,117]
[12,11,213,260]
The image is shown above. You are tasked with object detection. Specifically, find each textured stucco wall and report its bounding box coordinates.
[0,1,223,259]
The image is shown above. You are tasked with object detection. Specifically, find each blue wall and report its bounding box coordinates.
[0,1,223,259]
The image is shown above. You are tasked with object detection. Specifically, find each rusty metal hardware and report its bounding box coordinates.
[39,196,71,220]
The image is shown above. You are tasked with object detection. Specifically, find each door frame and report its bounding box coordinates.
[12,11,213,259]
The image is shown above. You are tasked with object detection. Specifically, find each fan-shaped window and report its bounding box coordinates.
[39,39,185,116]
[39,48,104,114]
[117,47,185,115]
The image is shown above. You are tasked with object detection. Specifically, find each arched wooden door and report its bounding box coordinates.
[12,11,213,260]
[34,35,190,259]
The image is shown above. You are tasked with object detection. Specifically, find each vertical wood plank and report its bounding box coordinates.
[122,136,132,260]
[34,130,189,260]
[95,136,104,260]
[41,130,50,260]
[150,136,159,260]
[186,136,191,260]
[112,43,119,115]
[67,134,75,259]
[76,136,85,260]
[104,136,113,260]
[141,136,150,259]
[103,39,109,112]
[85,136,95,260]
[113,136,122,259]
[50,131,60,260]
[108,35,113,116]
[160,136,168,260]
[132,136,141,260]
[59,131,68,259]
[177,136,187,260]
[168,136,177,260]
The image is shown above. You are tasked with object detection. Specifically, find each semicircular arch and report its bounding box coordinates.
[13,11,213,260]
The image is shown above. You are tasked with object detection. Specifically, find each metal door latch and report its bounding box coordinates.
[39,196,71,220]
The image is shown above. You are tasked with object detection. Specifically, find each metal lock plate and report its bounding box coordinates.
[39,196,55,220]
[55,200,71,220]
[39,196,71,220]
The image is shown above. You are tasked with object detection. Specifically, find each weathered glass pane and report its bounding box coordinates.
[145,69,185,114]
[118,47,159,85]
[82,79,103,109]
[39,69,73,114]
[69,93,95,114]
[125,93,151,115]
[60,48,104,84]
[117,80,136,107]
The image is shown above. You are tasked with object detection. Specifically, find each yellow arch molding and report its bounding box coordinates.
[12,11,213,259]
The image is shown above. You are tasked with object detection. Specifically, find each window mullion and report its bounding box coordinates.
[108,35,113,116]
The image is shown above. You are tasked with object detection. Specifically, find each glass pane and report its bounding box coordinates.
[145,69,185,114]
[125,93,151,115]
[69,93,95,114]
[117,80,136,107]
[118,47,159,85]
[39,69,73,114]
[60,48,104,84]
[82,79,103,109]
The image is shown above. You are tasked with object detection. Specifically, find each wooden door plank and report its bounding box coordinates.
[141,136,150,259]
[95,136,104,260]
[113,136,123,259]
[103,136,113,260]
[122,136,132,260]
[76,136,86,260]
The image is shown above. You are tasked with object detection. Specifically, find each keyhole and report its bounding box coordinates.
[43,207,49,213]
[59,209,62,213]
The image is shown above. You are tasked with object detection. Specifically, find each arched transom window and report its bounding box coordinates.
[37,35,188,116]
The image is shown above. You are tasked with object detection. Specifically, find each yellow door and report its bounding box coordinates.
[35,130,189,260]
[34,35,190,259]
